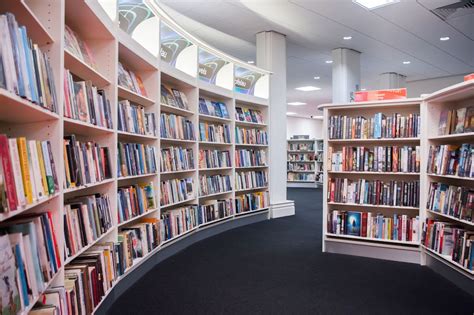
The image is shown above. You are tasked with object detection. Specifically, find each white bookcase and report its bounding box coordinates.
[0,0,272,313]
[287,138,323,188]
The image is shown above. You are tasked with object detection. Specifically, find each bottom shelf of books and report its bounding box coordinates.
[1,196,271,314]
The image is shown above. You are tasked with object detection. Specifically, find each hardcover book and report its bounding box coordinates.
[345,211,361,236]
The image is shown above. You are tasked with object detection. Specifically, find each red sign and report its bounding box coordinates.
[355,88,407,102]
[464,73,474,81]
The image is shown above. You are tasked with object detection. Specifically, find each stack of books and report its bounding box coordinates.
[160,177,194,206]
[235,149,267,167]
[235,127,268,145]
[64,193,113,259]
[31,288,68,314]
[426,182,473,222]
[64,69,113,129]
[235,106,264,124]
[199,149,231,169]
[117,62,147,96]
[0,135,59,212]
[235,170,268,191]
[161,206,198,240]
[0,13,58,112]
[327,178,420,207]
[427,144,473,177]
[199,174,232,196]
[438,106,474,135]
[118,100,157,136]
[160,146,194,172]
[198,199,233,224]
[199,122,231,143]
[160,113,195,140]
[199,97,229,118]
[328,210,420,242]
[117,142,157,178]
[64,135,112,188]
[117,182,157,224]
[328,113,421,139]
[235,191,269,213]
[161,84,189,110]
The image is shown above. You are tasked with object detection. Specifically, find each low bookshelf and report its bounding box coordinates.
[319,98,423,264]
[287,138,323,188]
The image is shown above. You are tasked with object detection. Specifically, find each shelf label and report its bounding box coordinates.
[160,22,197,77]
[464,73,474,81]
[234,66,269,99]
[198,48,233,90]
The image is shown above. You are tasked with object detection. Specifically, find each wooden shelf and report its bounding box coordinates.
[160,103,194,116]
[118,86,155,107]
[235,165,268,170]
[426,209,474,227]
[427,174,474,182]
[199,190,233,198]
[117,208,160,228]
[287,170,316,173]
[117,173,158,182]
[235,143,268,147]
[160,169,196,175]
[64,50,111,88]
[287,160,315,163]
[117,130,158,142]
[328,137,420,144]
[422,245,474,278]
[64,117,114,136]
[327,202,419,211]
[0,193,60,222]
[235,120,267,127]
[199,167,233,171]
[199,114,232,123]
[328,171,420,176]
[0,89,59,123]
[288,150,315,153]
[428,132,474,141]
[199,141,232,146]
[235,186,268,193]
[161,197,197,210]
[160,138,196,144]
[326,233,420,247]
[64,178,115,194]
[64,227,116,265]
[235,207,270,217]
[287,180,315,183]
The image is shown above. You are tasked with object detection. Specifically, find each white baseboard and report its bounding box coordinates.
[271,200,295,218]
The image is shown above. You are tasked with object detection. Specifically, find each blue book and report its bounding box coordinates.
[374,113,382,139]
[13,243,29,307]
[19,26,39,104]
[40,214,58,273]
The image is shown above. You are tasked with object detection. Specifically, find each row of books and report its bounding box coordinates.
[64,25,97,70]
[117,142,157,178]
[288,143,314,151]
[0,135,58,212]
[235,127,268,145]
[287,163,314,171]
[64,135,112,189]
[118,219,161,272]
[328,210,420,242]
[161,206,198,241]
[235,170,268,191]
[30,287,68,315]
[161,84,189,110]
[64,69,113,129]
[287,173,315,182]
[118,100,157,136]
[327,178,420,207]
[199,122,231,143]
[427,182,473,223]
[117,182,157,224]
[161,146,194,172]
[288,153,315,161]
[235,106,264,124]
[422,219,473,271]
[160,177,194,206]
[160,113,195,140]
[199,174,232,196]
[65,244,117,314]
[199,149,231,169]
[198,199,233,224]
[328,113,421,139]
[1,13,57,112]
[0,212,61,313]
[235,191,269,213]
[329,146,420,173]
[64,193,113,260]
[427,144,473,178]
[199,97,229,118]
[438,106,473,135]
[235,149,267,168]
[118,62,147,96]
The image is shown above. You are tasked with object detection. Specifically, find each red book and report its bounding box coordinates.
[47,211,61,268]
[361,212,368,237]
[0,134,18,211]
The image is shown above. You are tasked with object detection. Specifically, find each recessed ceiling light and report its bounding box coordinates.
[403,61,411,65]
[287,102,307,106]
[440,36,450,41]
[247,60,254,64]
[314,76,320,80]
[311,115,324,120]
[295,86,321,92]
[360,88,367,91]
[287,112,297,116]
[325,60,333,64]
[353,0,399,10]
[343,36,352,40]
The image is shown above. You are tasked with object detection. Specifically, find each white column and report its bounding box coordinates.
[379,72,406,89]
[256,31,295,218]
[332,48,361,103]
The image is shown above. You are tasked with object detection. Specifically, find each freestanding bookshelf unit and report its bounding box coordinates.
[287,138,323,188]
[0,0,272,314]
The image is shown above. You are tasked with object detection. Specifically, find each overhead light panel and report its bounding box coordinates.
[440,36,450,41]
[353,0,399,10]
[287,112,297,116]
[403,61,411,65]
[295,86,321,92]
[288,102,307,106]
[247,60,255,64]
[360,88,367,91]
[343,36,352,40]
[325,60,333,64]
[311,116,324,120]
[314,76,320,80]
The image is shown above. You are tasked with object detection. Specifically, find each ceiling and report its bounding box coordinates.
[159,0,474,117]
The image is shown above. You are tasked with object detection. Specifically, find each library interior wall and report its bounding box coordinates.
[287,116,323,139]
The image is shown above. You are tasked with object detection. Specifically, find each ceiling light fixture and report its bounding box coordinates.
[247,60,254,64]
[353,0,399,10]
[311,115,324,120]
[295,86,321,92]
[360,88,367,91]
[314,76,320,80]
[343,36,352,40]
[325,60,333,64]
[287,112,297,116]
[440,36,450,41]
[287,102,307,106]
[403,61,411,65]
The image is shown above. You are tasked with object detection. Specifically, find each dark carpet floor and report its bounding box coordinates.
[109,188,474,314]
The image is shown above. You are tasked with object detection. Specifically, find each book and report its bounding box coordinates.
[198,122,231,143]
[161,206,198,240]
[117,62,147,96]
[198,199,233,224]
[235,191,269,214]
[117,142,157,178]
[118,182,157,224]
[198,97,229,118]
[199,149,231,169]
[235,127,268,145]
[199,174,232,196]
[235,106,264,124]
[235,149,266,168]
[427,144,473,178]
[288,142,314,151]
[235,170,268,191]
[455,107,467,134]
[160,177,195,206]
[287,172,315,182]
[118,100,156,136]
[160,113,195,140]
[437,106,474,135]
[160,146,194,173]
[160,84,189,110]
[0,235,21,315]
[426,182,473,222]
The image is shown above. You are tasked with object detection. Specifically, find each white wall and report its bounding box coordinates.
[406,74,465,98]
[287,116,323,139]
